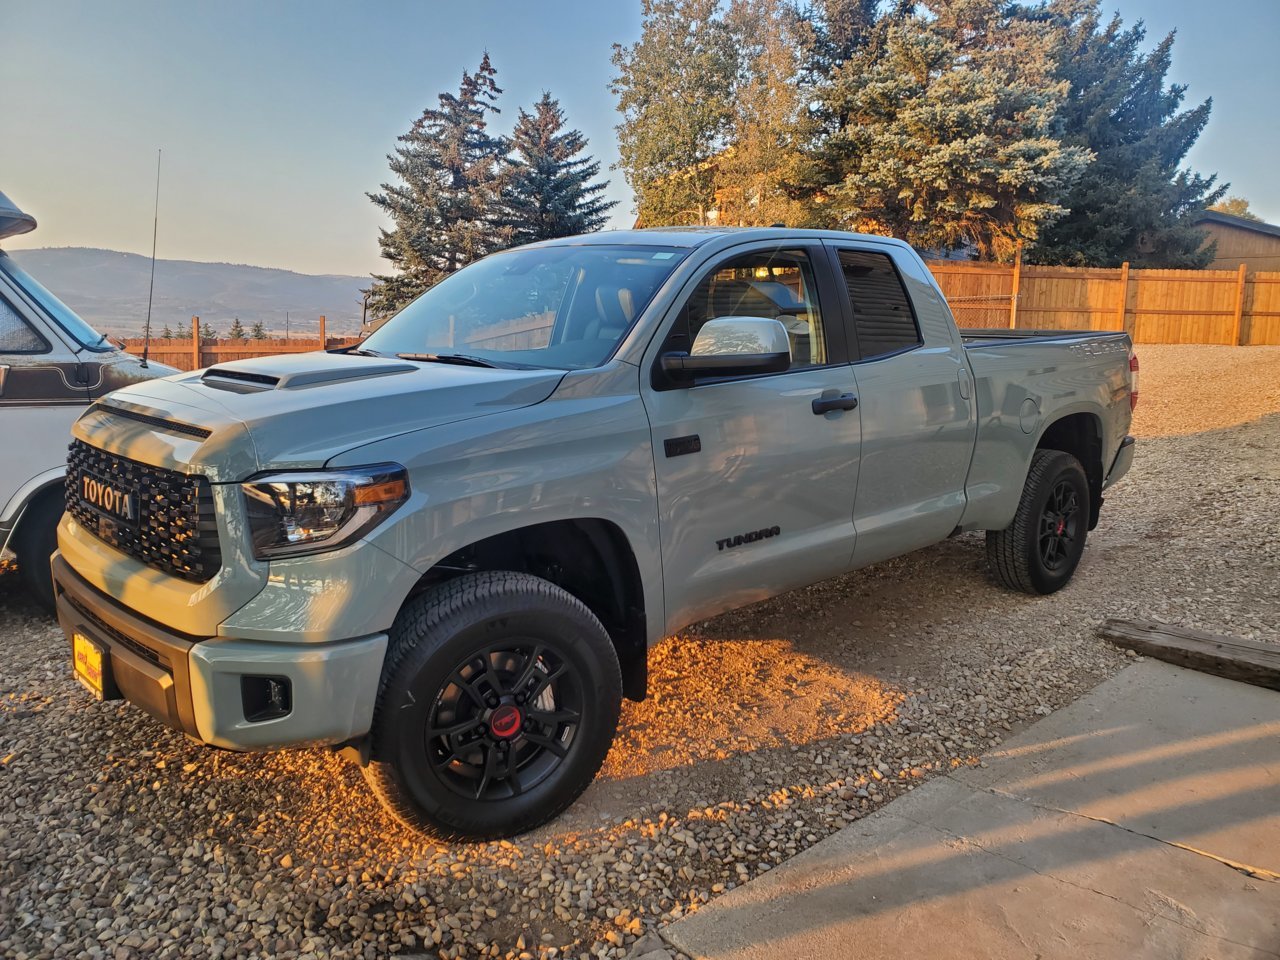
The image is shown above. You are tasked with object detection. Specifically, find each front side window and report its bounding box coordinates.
[0,292,48,354]
[837,249,922,359]
[362,244,688,370]
[663,248,829,368]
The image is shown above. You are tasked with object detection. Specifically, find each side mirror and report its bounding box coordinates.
[661,316,791,380]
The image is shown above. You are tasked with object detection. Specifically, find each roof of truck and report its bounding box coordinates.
[528,226,912,251]
[0,191,36,242]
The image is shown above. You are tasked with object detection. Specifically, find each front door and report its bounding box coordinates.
[641,243,861,634]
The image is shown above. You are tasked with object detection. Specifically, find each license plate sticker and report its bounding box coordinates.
[73,632,105,699]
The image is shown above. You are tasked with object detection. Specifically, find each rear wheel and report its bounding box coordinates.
[986,450,1090,595]
[14,488,64,615]
[362,571,622,841]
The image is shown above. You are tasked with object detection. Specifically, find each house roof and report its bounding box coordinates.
[1194,209,1280,240]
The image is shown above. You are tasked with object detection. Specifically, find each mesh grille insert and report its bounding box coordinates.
[66,440,221,583]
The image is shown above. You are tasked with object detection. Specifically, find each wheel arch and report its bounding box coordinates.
[1034,411,1104,529]
[2,471,65,555]
[408,517,649,701]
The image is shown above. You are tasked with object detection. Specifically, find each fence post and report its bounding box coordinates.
[1007,241,1023,329]
[191,316,201,370]
[1230,264,1248,346]
[1114,262,1130,334]
[319,315,327,349]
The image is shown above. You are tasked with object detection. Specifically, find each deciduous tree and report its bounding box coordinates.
[611,0,737,226]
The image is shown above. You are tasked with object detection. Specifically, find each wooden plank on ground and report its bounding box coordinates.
[1098,619,1280,692]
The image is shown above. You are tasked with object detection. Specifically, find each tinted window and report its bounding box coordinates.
[838,250,921,359]
[0,293,47,354]
[363,245,687,370]
[665,248,828,368]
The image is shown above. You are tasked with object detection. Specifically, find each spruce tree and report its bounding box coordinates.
[1029,5,1223,267]
[367,54,510,318]
[504,93,615,244]
[812,0,1090,260]
[160,324,173,340]
[611,0,737,226]
[250,320,267,340]
[228,317,246,340]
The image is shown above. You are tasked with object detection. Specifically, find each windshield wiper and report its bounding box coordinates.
[346,347,385,357]
[397,352,501,368]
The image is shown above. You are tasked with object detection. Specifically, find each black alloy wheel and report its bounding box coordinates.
[427,642,583,802]
[1038,479,1081,573]
[362,571,622,841]
[986,449,1091,595]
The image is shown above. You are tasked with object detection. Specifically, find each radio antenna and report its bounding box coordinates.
[140,148,161,368]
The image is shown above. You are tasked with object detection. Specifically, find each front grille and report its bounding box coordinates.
[66,440,222,582]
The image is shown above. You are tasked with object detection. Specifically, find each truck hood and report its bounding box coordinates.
[72,351,565,481]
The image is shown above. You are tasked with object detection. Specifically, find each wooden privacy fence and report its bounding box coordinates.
[120,316,361,372]
[926,257,1280,345]
[122,264,1280,368]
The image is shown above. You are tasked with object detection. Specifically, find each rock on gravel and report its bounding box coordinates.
[1,345,1277,960]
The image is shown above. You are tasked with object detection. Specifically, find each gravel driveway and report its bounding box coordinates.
[2,345,1277,960]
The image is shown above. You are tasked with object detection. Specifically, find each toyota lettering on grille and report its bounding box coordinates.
[80,472,138,524]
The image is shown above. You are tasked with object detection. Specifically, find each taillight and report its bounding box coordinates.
[1129,352,1139,411]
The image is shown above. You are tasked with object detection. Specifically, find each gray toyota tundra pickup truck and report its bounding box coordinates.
[51,228,1136,839]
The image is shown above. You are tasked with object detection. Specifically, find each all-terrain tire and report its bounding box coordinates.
[362,571,622,841]
[986,449,1091,595]
[14,488,64,615]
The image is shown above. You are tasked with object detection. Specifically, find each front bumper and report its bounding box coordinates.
[52,553,387,750]
[1103,435,1135,489]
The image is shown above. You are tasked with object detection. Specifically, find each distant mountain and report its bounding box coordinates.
[5,247,368,338]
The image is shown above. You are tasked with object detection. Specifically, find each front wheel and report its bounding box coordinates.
[362,571,622,841]
[986,449,1091,595]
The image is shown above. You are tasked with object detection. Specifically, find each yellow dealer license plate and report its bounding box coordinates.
[73,632,105,699]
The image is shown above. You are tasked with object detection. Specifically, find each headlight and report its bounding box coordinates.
[241,464,409,559]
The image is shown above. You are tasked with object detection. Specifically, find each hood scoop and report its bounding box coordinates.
[200,356,418,392]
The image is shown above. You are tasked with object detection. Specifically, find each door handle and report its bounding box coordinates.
[812,393,858,415]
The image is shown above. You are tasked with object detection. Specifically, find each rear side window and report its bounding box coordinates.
[837,250,921,360]
[0,293,48,354]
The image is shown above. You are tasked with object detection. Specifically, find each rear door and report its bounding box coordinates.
[641,242,861,633]
[824,242,976,566]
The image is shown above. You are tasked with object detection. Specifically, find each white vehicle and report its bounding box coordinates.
[0,190,174,610]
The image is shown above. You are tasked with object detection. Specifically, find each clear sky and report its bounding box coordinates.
[3,0,1276,278]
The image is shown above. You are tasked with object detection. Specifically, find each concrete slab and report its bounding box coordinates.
[952,659,1280,875]
[665,662,1280,960]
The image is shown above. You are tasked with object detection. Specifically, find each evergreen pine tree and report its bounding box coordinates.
[812,0,1090,260]
[367,54,511,318]
[228,317,246,339]
[250,320,267,340]
[160,324,173,340]
[201,325,219,342]
[1030,4,1223,267]
[504,93,616,244]
[611,0,737,226]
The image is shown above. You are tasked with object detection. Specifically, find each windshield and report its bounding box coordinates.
[0,251,113,352]
[362,244,688,370]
